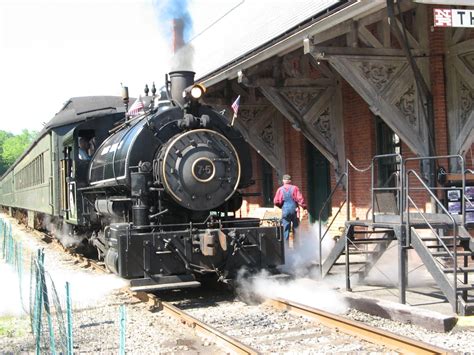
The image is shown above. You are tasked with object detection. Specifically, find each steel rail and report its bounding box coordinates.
[266,298,449,355]
[28,224,450,354]
[160,299,259,355]
[28,227,258,354]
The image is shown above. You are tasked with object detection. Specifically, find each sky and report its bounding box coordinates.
[0,0,237,134]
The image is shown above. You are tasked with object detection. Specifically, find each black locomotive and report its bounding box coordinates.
[78,71,284,290]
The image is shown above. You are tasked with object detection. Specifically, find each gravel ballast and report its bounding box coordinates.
[1,213,473,353]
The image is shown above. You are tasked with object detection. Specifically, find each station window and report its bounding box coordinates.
[375,116,401,187]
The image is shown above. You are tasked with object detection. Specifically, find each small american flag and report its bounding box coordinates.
[128,95,144,117]
[230,95,241,126]
[231,95,240,115]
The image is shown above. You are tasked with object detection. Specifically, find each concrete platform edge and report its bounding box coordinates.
[341,292,457,332]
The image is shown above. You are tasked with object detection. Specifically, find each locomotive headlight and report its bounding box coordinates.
[184,83,206,101]
[191,85,204,99]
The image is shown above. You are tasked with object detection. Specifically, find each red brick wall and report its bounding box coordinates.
[429,7,449,169]
[237,5,471,225]
[342,81,375,219]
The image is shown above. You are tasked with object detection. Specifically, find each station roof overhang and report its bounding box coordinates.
[196,0,387,87]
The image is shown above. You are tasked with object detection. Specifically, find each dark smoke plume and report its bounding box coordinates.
[152,0,194,70]
[153,0,193,45]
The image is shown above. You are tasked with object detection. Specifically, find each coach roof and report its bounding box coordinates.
[43,96,126,131]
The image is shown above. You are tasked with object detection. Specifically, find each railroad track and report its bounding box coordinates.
[156,293,449,354]
[22,223,450,354]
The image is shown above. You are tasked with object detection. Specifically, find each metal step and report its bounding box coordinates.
[352,229,395,234]
[431,251,472,257]
[442,266,474,273]
[420,236,466,242]
[351,238,396,244]
[458,301,474,316]
[456,284,474,292]
[333,261,367,266]
[343,250,380,255]
[425,244,457,249]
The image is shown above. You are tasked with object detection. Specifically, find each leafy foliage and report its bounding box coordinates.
[0,130,37,175]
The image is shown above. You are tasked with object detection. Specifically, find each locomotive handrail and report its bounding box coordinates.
[146,216,276,230]
[109,111,147,134]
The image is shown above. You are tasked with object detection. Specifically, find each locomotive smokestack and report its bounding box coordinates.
[172,18,185,53]
[169,70,195,107]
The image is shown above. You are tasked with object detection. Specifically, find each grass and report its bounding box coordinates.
[0,316,29,338]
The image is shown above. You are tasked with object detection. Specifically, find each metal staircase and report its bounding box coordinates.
[321,224,396,280]
[317,154,474,315]
[405,163,474,315]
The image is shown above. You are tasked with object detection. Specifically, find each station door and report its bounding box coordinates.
[306,140,331,224]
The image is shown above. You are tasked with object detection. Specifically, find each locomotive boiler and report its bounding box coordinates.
[81,71,284,290]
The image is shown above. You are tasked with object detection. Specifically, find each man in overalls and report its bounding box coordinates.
[273,174,307,248]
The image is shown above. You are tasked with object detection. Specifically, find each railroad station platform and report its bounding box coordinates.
[339,283,466,332]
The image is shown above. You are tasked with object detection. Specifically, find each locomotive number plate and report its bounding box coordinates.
[192,157,215,182]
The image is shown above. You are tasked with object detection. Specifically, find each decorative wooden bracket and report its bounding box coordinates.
[446,36,474,159]
[304,3,431,157]
[239,52,347,177]
[204,85,286,175]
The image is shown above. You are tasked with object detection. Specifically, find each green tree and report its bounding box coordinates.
[0,130,14,175]
[0,129,37,172]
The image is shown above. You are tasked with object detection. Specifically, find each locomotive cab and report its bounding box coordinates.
[59,114,127,226]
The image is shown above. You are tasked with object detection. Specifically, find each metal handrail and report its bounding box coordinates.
[404,154,465,224]
[317,172,347,276]
[405,195,454,259]
[370,154,403,223]
[406,169,459,313]
[465,169,474,210]
[365,171,400,220]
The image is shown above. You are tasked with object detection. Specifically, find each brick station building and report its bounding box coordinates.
[184,0,474,232]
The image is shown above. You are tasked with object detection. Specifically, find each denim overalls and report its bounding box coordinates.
[281,186,299,240]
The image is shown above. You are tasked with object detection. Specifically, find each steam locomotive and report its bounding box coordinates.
[0,71,284,291]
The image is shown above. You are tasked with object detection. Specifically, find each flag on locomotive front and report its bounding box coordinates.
[128,95,144,117]
[230,95,240,126]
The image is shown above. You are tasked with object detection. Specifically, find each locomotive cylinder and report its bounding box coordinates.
[95,199,129,218]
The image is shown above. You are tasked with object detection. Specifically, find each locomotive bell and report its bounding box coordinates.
[168,70,195,107]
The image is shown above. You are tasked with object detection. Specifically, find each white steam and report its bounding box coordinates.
[236,222,348,315]
[237,270,348,315]
[41,215,84,249]
[0,263,28,316]
[281,222,336,277]
[363,247,436,288]
[42,268,128,310]
[170,44,195,71]
[0,215,127,314]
